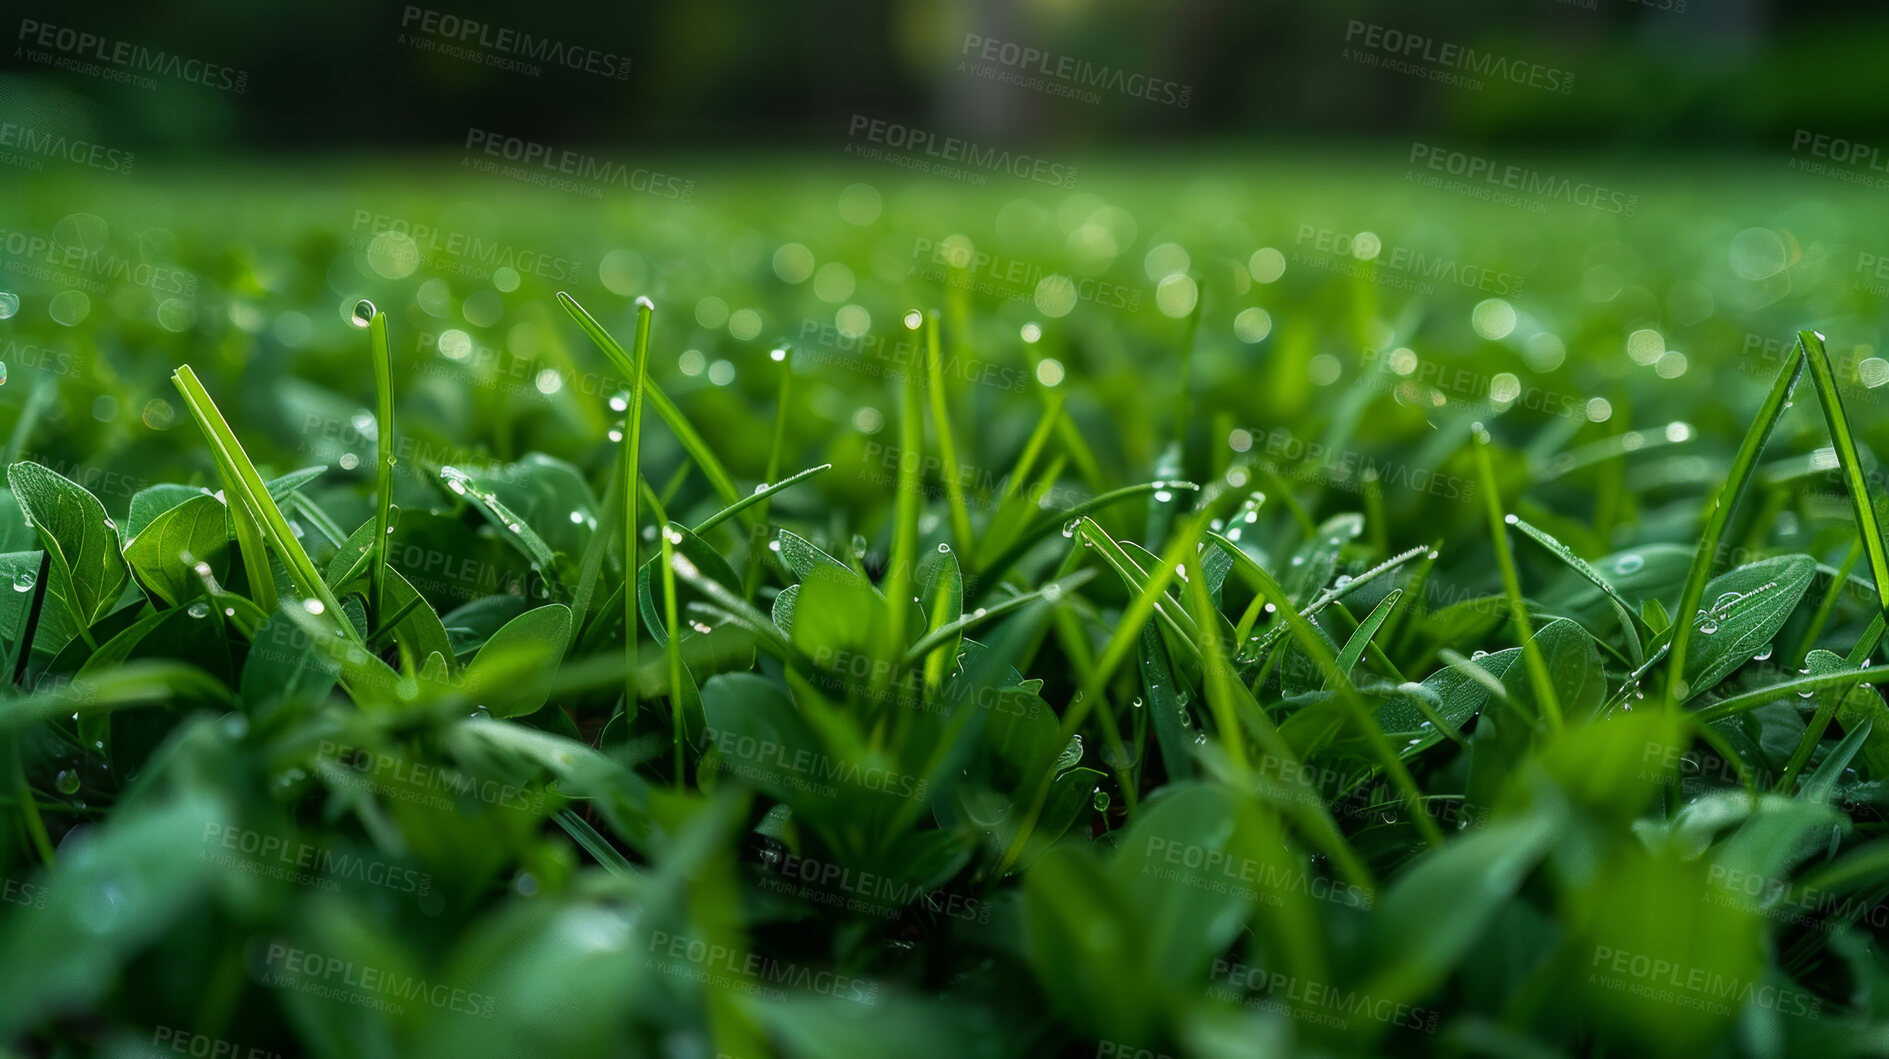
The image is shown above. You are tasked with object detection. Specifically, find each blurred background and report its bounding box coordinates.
[3,0,1886,155]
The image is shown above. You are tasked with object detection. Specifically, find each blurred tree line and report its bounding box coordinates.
[1,0,1886,155]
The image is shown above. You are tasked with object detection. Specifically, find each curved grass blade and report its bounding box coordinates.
[171,366,350,639]
[1801,328,1889,661]
[900,569,1095,667]
[1509,516,1644,666]
[364,306,396,620]
[920,310,976,553]
[557,292,742,512]
[691,463,831,538]
[1329,589,1402,688]
[972,480,1202,595]
[1472,431,1561,732]
[1665,344,1803,706]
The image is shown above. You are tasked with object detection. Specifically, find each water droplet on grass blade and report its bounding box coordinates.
[351,299,377,328]
[55,769,79,795]
[0,292,17,319]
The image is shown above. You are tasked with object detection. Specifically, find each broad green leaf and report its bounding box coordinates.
[465,603,573,718]
[123,493,230,608]
[125,483,208,540]
[1679,555,1816,701]
[8,461,131,628]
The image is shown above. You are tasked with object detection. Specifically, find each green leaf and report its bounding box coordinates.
[124,484,208,540]
[7,461,131,629]
[915,542,964,689]
[1679,555,1816,701]
[440,465,562,589]
[636,524,744,648]
[465,604,573,718]
[123,493,230,608]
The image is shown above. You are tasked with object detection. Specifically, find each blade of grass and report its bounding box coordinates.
[1205,529,1443,848]
[1328,589,1402,687]
[171,366,348,636]
[364,305,395,620]
[1509,516,1645,666]
[618,299,654,707]
[1801,329,1889,644]
[743,344,797,598]
[558,293,743,513]
[1472,430,1561,732]
[900,569,1096,667]
[921,311,976,554]
[878,353,924,689]
[1665,345,1803,707]
[972,481,1201,595]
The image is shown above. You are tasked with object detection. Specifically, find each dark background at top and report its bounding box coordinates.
[3,0,1887,156]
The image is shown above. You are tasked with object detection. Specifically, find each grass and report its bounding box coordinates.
[2,155,1889,1057]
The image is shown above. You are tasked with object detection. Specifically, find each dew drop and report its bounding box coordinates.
[1753,644,1774,662]
[1614,554,1644,575]
[0,292,17,320]
[55,769,80,795]
[937,542,950,553]
[12,568,35,592]
[186,601,210,619]
[301,598,326,616]
[635,295,656,312]
[351,299,377,328]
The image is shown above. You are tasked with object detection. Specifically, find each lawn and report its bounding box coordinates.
[2,151,1888,1057]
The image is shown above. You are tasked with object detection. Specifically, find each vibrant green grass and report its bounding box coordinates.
[3,155,1889,1057]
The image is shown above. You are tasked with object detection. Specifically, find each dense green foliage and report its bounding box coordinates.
[4,159,1889,1057]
